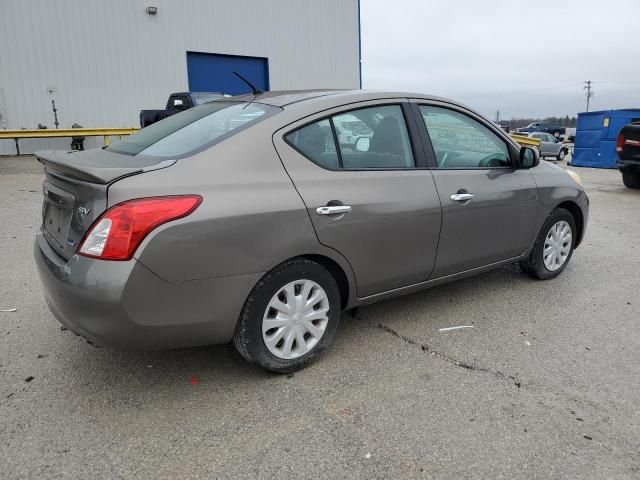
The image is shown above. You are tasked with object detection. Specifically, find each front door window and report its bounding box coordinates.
[419,106,511,168]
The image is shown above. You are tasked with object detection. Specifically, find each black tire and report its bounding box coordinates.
[520,208,576,280]
[233,258,341,373]
[622,171,640,189]
[556,149,566,161]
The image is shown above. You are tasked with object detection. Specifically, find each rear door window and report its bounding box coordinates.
[286,104,415,170]
[285,119,339,169]
[333,105,414,169]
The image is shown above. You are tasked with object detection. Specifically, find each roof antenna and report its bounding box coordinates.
[233,71,263,95]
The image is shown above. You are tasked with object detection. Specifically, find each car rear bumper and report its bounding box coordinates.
[34,231,261,350]
[619,159,640,172]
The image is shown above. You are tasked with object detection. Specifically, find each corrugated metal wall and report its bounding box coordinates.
[0,0,360,154]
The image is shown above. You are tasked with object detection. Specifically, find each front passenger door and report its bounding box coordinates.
[415,103,538,278]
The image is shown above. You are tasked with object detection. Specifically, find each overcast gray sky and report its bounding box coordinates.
[361,0,640,120]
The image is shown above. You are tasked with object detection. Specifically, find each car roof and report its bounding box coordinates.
[230,89,463,109]
[230,90,346,106]
[228,89,520,149]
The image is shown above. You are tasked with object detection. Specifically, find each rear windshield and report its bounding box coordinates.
[191,92,227,104]
[107,101,281,158]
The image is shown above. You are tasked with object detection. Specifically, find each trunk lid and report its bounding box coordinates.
[36,149,174,259]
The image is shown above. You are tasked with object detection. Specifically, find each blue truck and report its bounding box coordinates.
[516,122,566,138]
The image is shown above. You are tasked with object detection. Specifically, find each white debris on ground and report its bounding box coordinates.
[438,325,475,332]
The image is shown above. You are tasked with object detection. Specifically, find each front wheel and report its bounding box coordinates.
[233,258,341,373]
[556,149,566,161]
[520,208,576,280]
[622,171,640,189]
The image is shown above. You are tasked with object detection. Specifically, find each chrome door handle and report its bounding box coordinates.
[316,205,352,215]
[450,193,474,202]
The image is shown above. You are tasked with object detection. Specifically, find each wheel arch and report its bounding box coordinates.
[299,254,350,309]
[253,251,355,311]
[556,201,584,247]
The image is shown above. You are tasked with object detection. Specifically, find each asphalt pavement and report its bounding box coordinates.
[1,155,639,479]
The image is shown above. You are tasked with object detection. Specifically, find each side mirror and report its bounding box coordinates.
[519,146,539,168]
[355,136,370,152]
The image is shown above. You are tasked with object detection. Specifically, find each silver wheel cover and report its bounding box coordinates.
[262,279,330,359]
[543,220,572,271]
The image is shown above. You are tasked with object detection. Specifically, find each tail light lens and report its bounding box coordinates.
[78,195,202,260]
[616,132,624,152]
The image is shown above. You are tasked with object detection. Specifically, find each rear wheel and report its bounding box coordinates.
[520,208,576,280]
[233,258,341,373]
[622,171,640,189]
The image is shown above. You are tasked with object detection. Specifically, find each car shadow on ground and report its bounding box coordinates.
[54,262,534,389]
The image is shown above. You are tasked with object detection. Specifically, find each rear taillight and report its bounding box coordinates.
[616,132,624,152]
[78,195,202,260]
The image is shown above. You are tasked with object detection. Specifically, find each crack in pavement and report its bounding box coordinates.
[373,321,522,389]
[365,320,633,448]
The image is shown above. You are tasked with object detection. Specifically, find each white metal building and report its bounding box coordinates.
[0,0,361,154]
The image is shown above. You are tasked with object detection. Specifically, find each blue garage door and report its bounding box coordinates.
[186,52,269,95]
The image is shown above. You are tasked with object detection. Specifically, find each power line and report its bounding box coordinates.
[587,80,640,84]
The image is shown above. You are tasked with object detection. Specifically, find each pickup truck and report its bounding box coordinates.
[516,122,566,138]
[140,92,225,128]
[616,122,640,188]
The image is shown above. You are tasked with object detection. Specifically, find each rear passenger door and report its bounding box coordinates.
[412,102,538,278]
[274,100,442,298]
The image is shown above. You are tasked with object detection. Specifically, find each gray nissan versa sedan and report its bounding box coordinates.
[34,90,588,372]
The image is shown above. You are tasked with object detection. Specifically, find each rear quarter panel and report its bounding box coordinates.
[107,121,349,283]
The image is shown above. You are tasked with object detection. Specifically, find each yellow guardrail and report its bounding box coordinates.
[1,127,540,155]
[0,127,139,155]
[510,133,541,148]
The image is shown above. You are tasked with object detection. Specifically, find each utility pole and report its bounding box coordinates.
[51,99,59,129]
[495,110,500,123]
[583,81,594,112]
